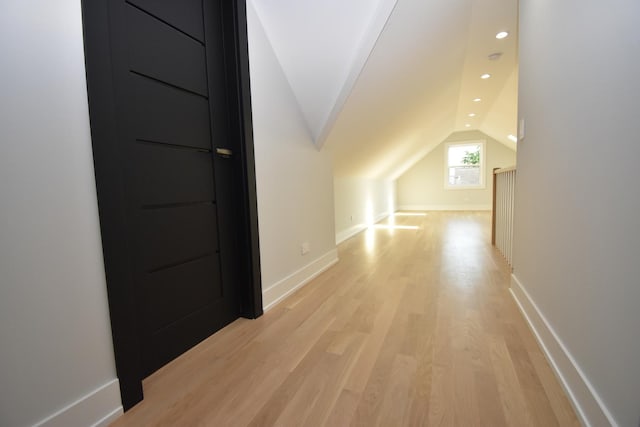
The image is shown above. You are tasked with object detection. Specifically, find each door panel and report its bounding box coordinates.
[139,255,221,333]
[142,304,218,376]
[126,5,207,96]
[127,0,205,42]
[131,143,215,206]
[130,74,211,149]
[135,205,219,271]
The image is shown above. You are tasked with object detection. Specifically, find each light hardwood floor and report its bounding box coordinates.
[111,211,579,426]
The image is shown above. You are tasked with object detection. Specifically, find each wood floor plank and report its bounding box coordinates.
[474,370,508,427]
[452,353,481,427]
[350,306,409,424]
[246,331,337,427]
[323,389,360,426]
[404,313,435,426]
[110,212,579,427]
[489,334,536,427]
[529,351,582,427]
[428,364,456,426]
[377,354,417,426]
[342,287,405,394]
[301,333,366,426]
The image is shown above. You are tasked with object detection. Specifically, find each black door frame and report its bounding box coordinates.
[81,0,262,410]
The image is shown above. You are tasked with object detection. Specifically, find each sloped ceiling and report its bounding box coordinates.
[251,0,398,144]
[251,0,518,179]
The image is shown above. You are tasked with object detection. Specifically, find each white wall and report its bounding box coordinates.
[333,177,396,244]
[397,131,516,210]
[0,2,122,426]
[251,0,395,144]
[247,3,338,310]
[513,1,640,426]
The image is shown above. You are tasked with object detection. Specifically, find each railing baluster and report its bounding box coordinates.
[492,166,516,267]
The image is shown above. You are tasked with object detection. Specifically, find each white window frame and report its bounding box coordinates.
[444,140,486,190]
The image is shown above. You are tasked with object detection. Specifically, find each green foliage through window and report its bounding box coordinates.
[461,150,480,165]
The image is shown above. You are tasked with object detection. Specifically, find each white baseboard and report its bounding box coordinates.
[34,379,123,427]
[262,248,339,311]
[335,211,393,244]
[336,224,367,245]
[398,204,491,211]
[373,211,391,223]
[510,275,616,427]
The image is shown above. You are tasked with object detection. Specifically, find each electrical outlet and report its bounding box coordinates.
[301,242,310,255]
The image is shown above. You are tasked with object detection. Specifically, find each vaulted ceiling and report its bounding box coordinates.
[251,0,518,179]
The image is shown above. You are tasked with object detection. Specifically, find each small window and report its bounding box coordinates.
[444,141,485,189]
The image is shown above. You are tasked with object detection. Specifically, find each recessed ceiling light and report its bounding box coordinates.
[508,134,517,142]
[481,73,491,79]
[468,113,476,117]
[473,98,482,102]
[465,124,471,128]
[496,31,509,39]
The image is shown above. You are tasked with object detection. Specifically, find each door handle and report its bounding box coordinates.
[216,148,233,158]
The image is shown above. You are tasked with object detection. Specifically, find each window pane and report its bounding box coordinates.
[448,145,473,166]
[446,142,483,188]
[450,165,480,185]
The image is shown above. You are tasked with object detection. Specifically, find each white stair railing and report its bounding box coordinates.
[492,166,516,267]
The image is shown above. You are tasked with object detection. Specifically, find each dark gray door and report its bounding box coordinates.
[107,0,239,377]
